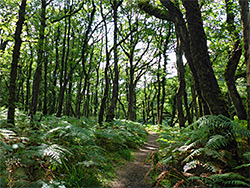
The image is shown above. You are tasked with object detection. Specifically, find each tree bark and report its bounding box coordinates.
[141,0,230,117]
[175,37,185,128]
[157,61,161,125]
[191,83,199,120]
[43,48,48,115]
[94,63,100,116]
[98,4,110,124]
[25,42,33,112]
[181,0,229,117]
[106,0,120,122]
[7,0,27,125]
[56,12,71,117]
[30,0,46,119]
[49,27,60,114]
[159,28,171,124]
[239,0,250,148]
[224,0,247,120]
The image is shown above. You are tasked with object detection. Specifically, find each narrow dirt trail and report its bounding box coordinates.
[110,131,159,188]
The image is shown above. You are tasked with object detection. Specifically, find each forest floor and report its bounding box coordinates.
[110,131,159,188]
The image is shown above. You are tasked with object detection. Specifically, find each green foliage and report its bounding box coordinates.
[148,115,250,188]
[0,109,148,187]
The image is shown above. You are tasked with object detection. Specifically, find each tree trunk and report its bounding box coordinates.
[56,14,71,117]
[159,30,171,124]
[49,27,60,114]
[159,62,166,125]
[157,61,161,125]
[106,0,120,122]
[175,37,185,128]
[151,0,229,117]
[30,0,46,119]
[98,4,110,124]
[128,70,136,121]
[191,83,199,120]
[75,77,83,116]
[181,0,229,117]
[94,64,100,116]
[224,0,247,120]
[65,72,73,116]
[25,43,33,112]
[43,45,48,115]
[170,94,176,127]
[7,0,27,125]
[83,81,90,117]
[239,0,250,148]
[184,90,192,124]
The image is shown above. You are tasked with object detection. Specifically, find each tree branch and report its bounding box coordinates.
[137,0,172,21]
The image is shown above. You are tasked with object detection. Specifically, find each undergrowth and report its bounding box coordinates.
[0,108,148,187]
[147,115,250,188]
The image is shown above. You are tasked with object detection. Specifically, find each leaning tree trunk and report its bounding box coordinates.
[239,0,250,148]
[181,0,229,117]
[7,0,27,125]
[224,0,246,120]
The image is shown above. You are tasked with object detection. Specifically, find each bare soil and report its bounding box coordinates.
[110,132,159,188]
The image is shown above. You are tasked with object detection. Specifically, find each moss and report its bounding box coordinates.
[137,0,172,21]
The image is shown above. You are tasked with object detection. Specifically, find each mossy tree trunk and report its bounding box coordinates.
[182,0,229,117]
[224,0,246,120]
[239,0,250,148]
[140,0,230,117]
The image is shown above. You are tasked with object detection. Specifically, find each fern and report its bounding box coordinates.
[183,160,200,172]
[206,134,228,149]
[153,115,250,188]
[209,172,250,187]
[39,144,72,164]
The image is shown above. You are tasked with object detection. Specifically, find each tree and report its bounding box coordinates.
[239,0,250,148]
[175,37,185,128]
[139,0,230,117]
[106,0,122,122]
[98,1,111,124]
[7,0,27,125]
[30,0,48,120]
[224,0,246,120]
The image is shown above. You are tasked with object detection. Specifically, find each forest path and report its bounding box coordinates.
[110,131,159,188]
